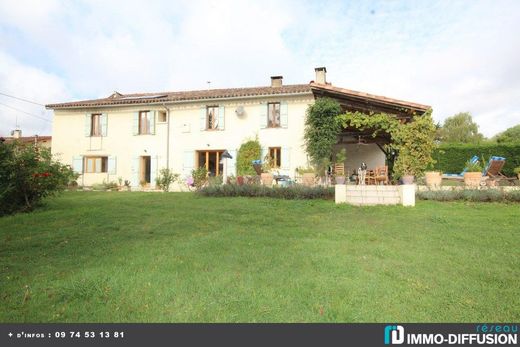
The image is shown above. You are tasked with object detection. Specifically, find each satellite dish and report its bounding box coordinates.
[235,106,245,117]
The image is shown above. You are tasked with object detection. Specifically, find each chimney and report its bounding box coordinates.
[270,76,283,87]
[314,67,327,84]
[12,129,22,139]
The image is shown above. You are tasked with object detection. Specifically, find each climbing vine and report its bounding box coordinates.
[237,136,262,176]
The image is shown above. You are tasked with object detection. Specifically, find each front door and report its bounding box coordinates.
[197,150,224,176]
[140,156,151,185]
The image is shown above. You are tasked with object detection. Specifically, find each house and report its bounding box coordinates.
[46,67,429,189]
[2,129,52,149]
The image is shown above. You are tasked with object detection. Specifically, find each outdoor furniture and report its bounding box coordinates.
[442,155,479,181]
[365,169,376,185]
[374,166,389,185]
[334,163,345,176]
[482,156,517,185]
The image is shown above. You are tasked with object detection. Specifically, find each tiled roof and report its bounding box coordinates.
[45,82,429,111]
[3,136,52,143]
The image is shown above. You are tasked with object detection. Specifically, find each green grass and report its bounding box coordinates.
[1,192,519,322]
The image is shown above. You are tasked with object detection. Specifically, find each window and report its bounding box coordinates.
[269,147,281,168]
[84,156,108,173]
[90,114,102,136]
[268,102,281,128]
[158,111,167,123]
[206,106,219,130]
[139,111,151,134]
[197,150,224,176]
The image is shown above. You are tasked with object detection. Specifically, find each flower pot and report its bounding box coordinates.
[302,173,315,187]
[260,173,273,186]
[464,172,482,187]
[237,176,244,186]
[424,171,442,188]
[402,175,415,185]
[335,175,346,185]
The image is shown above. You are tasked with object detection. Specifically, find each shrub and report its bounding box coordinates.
[191,167,208,190]
[198,184,334,200]
[155,168,180,192]
[416,188,519,203]
[237,137,262,176]
[432,143,520,176]
[0,141,76,215]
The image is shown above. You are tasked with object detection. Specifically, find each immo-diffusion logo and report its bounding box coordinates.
[384,325,405,345]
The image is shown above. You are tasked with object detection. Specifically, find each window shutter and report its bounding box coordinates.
[183,150,195,176]
[259,102,267,129]
[199,107,207,131]
[133,112,139,135]
[281,147,291,170]
[228,149,237,176]
[101,113,108,136]
[218,106,225,130]
[261,147,268,162]
[131,157,140,187]
[280,101,288,128]
[150,111,156,135]
[85,113,92,136]
[72,156,83,173]
[150,155,158,188]
[108,156,117,174]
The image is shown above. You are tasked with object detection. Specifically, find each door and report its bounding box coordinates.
[197,150,224,176]
[140,156,151,185]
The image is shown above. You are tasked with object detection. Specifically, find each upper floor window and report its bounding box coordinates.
[90,114,102,136]
[158,111,167,123]
[139,111,151,135]
[206,106,219,130]
[268,102,280,128]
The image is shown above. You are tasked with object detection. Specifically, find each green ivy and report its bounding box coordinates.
[237,137,262,176]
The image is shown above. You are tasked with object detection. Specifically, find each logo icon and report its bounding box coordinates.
[384,325,405,344]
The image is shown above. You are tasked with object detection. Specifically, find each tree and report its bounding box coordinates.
[304,98,342,173]
[438,112,484,144]
[0,141,76,215]
[494,124,520,143]
[237,137,262,176]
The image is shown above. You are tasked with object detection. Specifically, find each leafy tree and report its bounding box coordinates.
[0,141,76,215]
[155,168,180,192]
[494,124,520,143]
[304,98,342,173]
[237,137,262,176]
[439,112,484,144]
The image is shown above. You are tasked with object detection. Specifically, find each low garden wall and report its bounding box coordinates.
[335,184,415,206]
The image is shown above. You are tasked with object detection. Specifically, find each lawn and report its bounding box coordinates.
[0,192,519,322]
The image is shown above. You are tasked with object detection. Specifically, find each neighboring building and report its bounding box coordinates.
[2,129,52,149]
[46,67,429,189]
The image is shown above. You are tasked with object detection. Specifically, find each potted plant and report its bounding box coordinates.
[124,180,131,191]
[514,167,520,181]
[334,148,347,185]
[463,159,483,187]
[260,155,274,186]
[297,166,316,187]
[424,170,442,188]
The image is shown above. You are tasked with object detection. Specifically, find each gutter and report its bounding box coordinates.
[162,103,170,170]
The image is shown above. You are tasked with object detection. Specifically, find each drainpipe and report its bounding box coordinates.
[162,103,170,169]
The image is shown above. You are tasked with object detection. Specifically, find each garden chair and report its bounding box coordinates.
[482,156,516,185]
[365,169,376,185]
[442,155,479,181]
[374,166,389,185]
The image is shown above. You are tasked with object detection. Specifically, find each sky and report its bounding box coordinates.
[0,0,519,138]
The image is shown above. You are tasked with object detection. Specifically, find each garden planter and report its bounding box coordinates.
[464,172,482,187]
[237,176,244,186]
[302,173,315,187]
[260,173,273,186]
[424,171,442,188]
[335,175,346,185]
[401,175,415,185]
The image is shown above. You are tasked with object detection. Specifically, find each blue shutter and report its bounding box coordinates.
[149,111,156,135]
[72,156,83,173]
[280,101,288,128]
[133,112,139,135]
[131,157,140,187]
[228,149,237,176]
[200,107,206,131]
[108,156,117,174]
[183,151,195,177]
[281,147,290,170]
[259,102,267,129]
[218,106,225,130]
[150,155,158,188]
[101,113,108,136]
[85,113,91,136]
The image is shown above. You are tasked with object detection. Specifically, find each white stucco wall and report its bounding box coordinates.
[51,94,315,189]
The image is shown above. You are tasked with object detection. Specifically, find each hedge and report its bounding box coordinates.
[198,184,335,200]
[432,143,520,176]
[417,189,520,203]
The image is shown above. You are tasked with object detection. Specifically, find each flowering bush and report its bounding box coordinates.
[0,140,76,215]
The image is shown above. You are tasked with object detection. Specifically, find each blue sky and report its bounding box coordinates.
[1,0,519,137]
